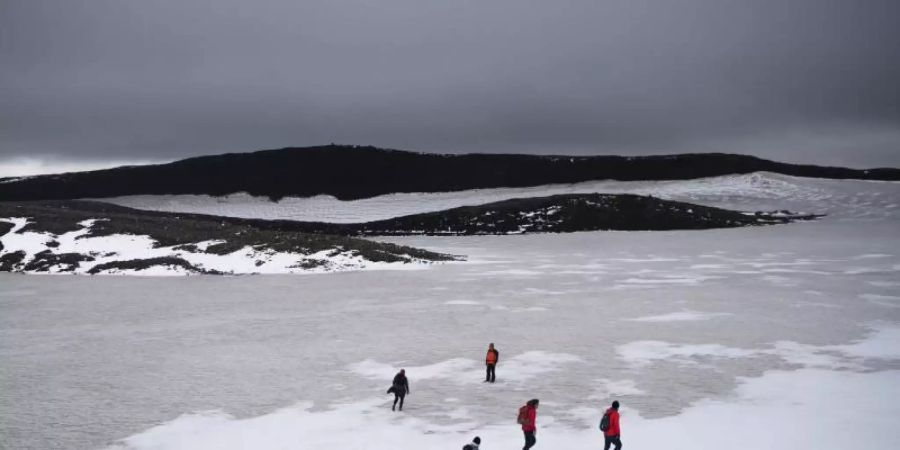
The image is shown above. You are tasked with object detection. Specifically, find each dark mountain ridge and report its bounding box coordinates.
[1,145,897,202]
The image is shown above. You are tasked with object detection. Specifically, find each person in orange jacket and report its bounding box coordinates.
[485,343,499,383]
[602,400,622,450]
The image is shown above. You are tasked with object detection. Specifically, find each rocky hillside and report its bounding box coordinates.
[0,201,456,275]
[285,193,821,235]
[0,193,820,274]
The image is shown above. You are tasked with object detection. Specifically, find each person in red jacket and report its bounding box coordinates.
[603,400,622,450]
[520,398,539,450]
[485,343,499,383]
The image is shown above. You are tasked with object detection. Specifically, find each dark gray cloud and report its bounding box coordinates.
[2,0,899,175]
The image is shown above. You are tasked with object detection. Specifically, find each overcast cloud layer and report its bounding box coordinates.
[2,0,899,176]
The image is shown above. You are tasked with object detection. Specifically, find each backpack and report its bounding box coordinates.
[462,445,474,450]
[599,411,610,432]
[517,405,529,425]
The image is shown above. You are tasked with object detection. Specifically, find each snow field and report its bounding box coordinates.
[350,351,582,387]
[623,310,733,322]
[2,225,898,449]
[2,174,898,449]
[106,326,900,450]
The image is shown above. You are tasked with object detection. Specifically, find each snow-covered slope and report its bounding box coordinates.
[0,216,448,276]
[98,172,900,222]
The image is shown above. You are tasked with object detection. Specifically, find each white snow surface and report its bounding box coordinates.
[104,361,900,450]
[1,174,899,449]
[95,171,900,222]
[623,310,733,322]
[0,218,433,275]
[101,324,900,450]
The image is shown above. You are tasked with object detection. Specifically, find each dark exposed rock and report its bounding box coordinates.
[291,259,329,270]
[307,193,822,235]
[172,243,199,252]
[0,250,26,271]
[87,257,218,275]
[22,250,94,272]
[0,145,896,202]
[0,221,11,252]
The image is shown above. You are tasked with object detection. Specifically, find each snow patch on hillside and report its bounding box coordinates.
[0,217,433,275]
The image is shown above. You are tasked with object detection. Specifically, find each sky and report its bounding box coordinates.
[2,0,899,177]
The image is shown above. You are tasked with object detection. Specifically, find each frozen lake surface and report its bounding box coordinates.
[2,176,900,449]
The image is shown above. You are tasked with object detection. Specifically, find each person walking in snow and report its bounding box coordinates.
[388,369,410,411]
[600,400,622,450]
[462,436,481,450]
[518,398,539,450]
[484,343,499,383]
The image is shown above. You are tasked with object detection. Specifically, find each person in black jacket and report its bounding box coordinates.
[463,436,481,450]
[388,369,410,411]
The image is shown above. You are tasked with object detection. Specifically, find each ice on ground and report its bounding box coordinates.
[620,325,900,371]
[468,268,544,277]
[861,294,900,308]
[618,275,720,285]
[107,369,900,450]
[833,326,900,360]
[844,266,900,275]
[776,326,900,368]
[761,274,799,286]
[590,379,646,399]
[349,352,581,386]
[689,263,732,269]
[499,351,582,382]
[617,341,758,368]
[606,257,683,263]
[854,253,893,259]
[108,327,900,450]
[444,300,482,306]
[518,306,548,312]
[349,358,478,383]
[795,300,842,308]
[624,310,732,322]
